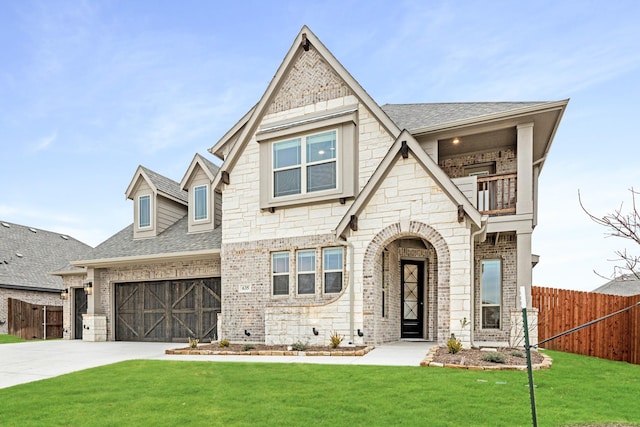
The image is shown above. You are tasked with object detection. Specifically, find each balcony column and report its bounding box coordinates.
[516,123,534,215]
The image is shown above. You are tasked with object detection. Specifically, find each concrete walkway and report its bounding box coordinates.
[0,340,436,389]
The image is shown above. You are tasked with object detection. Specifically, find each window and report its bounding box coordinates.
[273,130,337,198]
[481,259,501,329]
[297,250,316,294]
[323,247,343,293]
[194,185,208,221]
[138,195,151,228]
[272,252,289,296]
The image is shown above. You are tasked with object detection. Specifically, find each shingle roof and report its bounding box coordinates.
[381,102,549,131]
[140,166,188,203]
[78,215,221,262]
[0,221,92,291]
[198,155,220,177]
[592,274,640,296]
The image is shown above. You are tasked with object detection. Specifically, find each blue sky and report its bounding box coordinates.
[1,1,638,291]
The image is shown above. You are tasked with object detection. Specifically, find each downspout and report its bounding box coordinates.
[469,217,487,348]
[335,235,355,345]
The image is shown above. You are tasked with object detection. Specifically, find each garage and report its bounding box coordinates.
[115,278,221,342]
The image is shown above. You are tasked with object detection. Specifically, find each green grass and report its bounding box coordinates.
[0,334,25,344]
[0,350,638,426]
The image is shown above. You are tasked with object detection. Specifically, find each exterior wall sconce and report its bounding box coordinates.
[83,281,93,295]
[60,288,69,300]
[244,329,251,337]
[357,329,364,337]
[312,327,319,336]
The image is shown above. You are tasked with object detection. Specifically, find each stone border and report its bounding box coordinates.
[166,346,375,357]
[420,347,553,370]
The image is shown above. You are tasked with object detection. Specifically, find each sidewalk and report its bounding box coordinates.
[0,340,436,389]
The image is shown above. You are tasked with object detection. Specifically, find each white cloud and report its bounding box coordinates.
[30,131,56,152]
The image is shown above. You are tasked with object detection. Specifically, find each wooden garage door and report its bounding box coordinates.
[115,278,221,342]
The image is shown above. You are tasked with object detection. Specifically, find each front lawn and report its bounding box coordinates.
[0,334,24,344]
[0,350,638,426]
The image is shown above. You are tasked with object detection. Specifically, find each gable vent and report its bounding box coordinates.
[1,222,10,228]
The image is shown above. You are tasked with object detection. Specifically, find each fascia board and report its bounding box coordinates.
[71,249,221,269]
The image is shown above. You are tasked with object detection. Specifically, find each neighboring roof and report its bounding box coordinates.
[72,215,221,267]
[592,274,640,296]
[0,221,92,291]
[335,130,483,238]
[381,102,550,132]
[211,25,401,190]
[125,165,188,204]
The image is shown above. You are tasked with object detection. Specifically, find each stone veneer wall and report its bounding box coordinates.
[0,289,62,335]
[439,148,516,178]
[87,258,220,341]
[221,233,353,345]
[473,232,517,342]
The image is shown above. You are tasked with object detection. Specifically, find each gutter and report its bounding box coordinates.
[71,249,221,268]
[469,218,488,348]
[334,235,355,345]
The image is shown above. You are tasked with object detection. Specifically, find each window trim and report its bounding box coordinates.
[296,249,316,295]
[323,247,343,294]
[272,252,290,296]
[258,107,357,210]
[138,194,152,229]
[480,259,502,329]
[193,184,209,222]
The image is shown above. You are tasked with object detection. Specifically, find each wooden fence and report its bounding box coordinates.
[7,298,63,340]
[532,286,640,364]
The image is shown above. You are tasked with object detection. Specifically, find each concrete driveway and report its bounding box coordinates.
[0,340,435,389]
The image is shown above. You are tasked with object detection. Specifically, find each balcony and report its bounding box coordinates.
[453,173,517,215]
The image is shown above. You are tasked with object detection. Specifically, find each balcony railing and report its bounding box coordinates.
[476,173,517,215]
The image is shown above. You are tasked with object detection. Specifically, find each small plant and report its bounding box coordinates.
[218,338,230,348]
[446,333,462,354]
[291,340,309,351]
[329,331,344,349]
[242,344,255,351]
[510,350,525,358]
[188,337,199,348]
[482,352,506,363]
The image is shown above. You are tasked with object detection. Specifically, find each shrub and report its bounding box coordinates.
[446,334,462,354]
[188,337,199,348]
[291,340,309,351]
[242,344,255,352]
[482,352,506,363]
[329,331,344,349]
[510,350,525,358]
[218,339,230,348]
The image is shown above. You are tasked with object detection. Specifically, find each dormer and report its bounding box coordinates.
[125,166,188,239]
[180,154,221,233]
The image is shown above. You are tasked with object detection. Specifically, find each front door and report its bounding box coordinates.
[401,260,424,338]
[74,288,87,339]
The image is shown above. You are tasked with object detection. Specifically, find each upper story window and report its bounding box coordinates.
[193,185,208,221]
[481,259,501,329]
[257,105,357,210]
[138,195,151,228]
[273,130,337,198]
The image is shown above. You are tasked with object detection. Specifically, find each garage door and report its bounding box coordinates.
[115,278,221,342]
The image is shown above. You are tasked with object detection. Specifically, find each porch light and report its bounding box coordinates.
[312,327,319,336]
[452,137,460,145]
[83,281,93,295]
[60,288,69,300]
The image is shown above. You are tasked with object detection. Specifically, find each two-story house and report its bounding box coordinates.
[57,26,567,348]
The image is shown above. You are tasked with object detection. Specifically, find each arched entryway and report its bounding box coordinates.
[362,221,450,344]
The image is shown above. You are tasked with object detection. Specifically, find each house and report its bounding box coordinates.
[592,274,640,296]
[0,221,92,335]
[56,26,567,347]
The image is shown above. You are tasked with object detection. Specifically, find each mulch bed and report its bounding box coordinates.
[423,346,552,370]
[166,342,372,356]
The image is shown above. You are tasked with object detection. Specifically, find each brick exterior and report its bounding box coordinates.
[438,148,516,178]
[0,289,61,335]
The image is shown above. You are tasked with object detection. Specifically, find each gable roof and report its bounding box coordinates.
[210,25,401,190]
[180,153,220,190]
[335,130,484,238]
[0,221,92,291]
[592,274,640,296]
[71,215,221,268]
[381,102,553,132]
[125,165,188,204]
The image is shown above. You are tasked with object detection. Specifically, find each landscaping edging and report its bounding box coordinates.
[166,346,375,357]
[420,347,553,370]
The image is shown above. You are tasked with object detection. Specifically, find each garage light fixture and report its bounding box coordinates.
[60,289,69,300]
[83,281,93,295]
